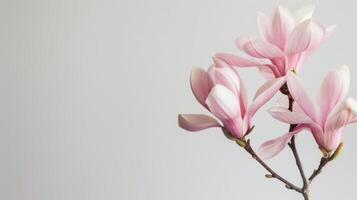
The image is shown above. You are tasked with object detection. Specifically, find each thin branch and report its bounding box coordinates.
[308,157,330,182]
[289,136,308,187]
[287,93,310,199]
[243,140,302,193]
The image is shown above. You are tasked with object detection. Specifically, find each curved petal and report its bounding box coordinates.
[215,53,281,77]
[318,65,350,125]
[257,11,272,42]
[208,66,241,96]
[178,114,221,131]
[271,6,295,49]
[215,53,268,67]
[258,125,307,160]
[231,67,248,117]
[206,85,241,121]
[287,72,318,122]
[285,20,312,54]
[269,107,314,124]
[325,98,357,133]
[307,21,325,52]
[190,67,212,108]
[257,66,276,80]
[323,127,343,151]
[247,76,286,120]
[211,57,248,116]
[294,5,315,23]
[236,37,285,59]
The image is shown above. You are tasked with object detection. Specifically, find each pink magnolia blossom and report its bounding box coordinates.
[259,65,357,159]
[215,5,335,80]
[178,58,285,139]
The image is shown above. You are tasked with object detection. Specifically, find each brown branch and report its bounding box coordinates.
[289,136,310,199]
[287,90,310,199]
[243,140,302,193]
[308,157,330,182]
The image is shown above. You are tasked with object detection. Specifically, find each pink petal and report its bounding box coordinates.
[208,66,241,97]
[215,53,268,67]
[323,128,343,151]
[211,57,248,116]
[257,66,276,80]
[247,77,286,120]
[236,37,285,59]
[285,20,312,54]
[190,67,212,108]
[318,65,350,126]
[205,85,241,122]
[257,11,272,42]
[231,67,248,117]
[325,98,357,133]
[178,114,221,131]
[307,21,325,52]
[258,125,307,160]
[215,53,281,77]
[271,6,295,49]
[287,72,318,122]
[294,5,315,23]
[269,107,314,124]
[274,96,304,113]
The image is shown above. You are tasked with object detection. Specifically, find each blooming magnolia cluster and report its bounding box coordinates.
[178,5,357,199]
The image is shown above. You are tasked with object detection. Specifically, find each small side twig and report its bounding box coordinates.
[308,157,330,182]
[308,143,344,183]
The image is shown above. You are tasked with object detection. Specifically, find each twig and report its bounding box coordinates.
[289,136,310,199]
[287,91,310,199]
[308,157,330,182]
[243,140,303,193]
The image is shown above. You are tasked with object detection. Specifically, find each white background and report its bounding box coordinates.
[1,0,357,199]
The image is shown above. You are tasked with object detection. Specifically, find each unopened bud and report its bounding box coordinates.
[236,138,247,148]
[265,174,274,178]
[330,143,344,161]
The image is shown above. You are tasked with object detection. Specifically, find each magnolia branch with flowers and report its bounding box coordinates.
[178,5,357,200]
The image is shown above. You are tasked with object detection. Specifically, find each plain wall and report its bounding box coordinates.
[1,0,357,199]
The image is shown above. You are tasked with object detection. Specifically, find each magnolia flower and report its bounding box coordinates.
[259,65,357,159]
[215,5,335,80]
[178,58,285,139]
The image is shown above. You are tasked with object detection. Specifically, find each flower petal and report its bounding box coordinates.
[258,125,307,160]
[257,66,276,80]
[247,76,286,120]
[206,85,240,121]
[287,72,318,122]
[285,20,312,54]
[294,5,315,23]
[325,98,357,133]
[178,114,221,131]
[271,6,295,49]
[208,66,241,97]
[257,11,272,42]
[215,53,267,67]
[190,67,212,108]
[236,37,285,59]
[318,65,350,125]
[269,107,314,124]
[215,53,281,77]
[211,57,248,116]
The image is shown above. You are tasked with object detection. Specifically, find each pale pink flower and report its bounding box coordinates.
[178,58,285,139]
[259,65,357,159]
[215,5,335,80]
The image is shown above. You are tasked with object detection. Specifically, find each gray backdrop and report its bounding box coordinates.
[1,0,356,199]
